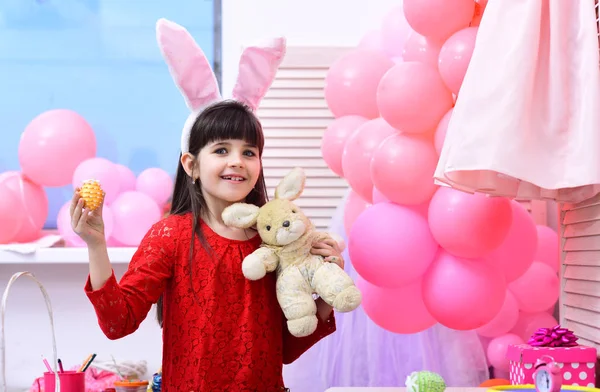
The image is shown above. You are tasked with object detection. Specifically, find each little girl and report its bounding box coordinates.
[69,19,343,391]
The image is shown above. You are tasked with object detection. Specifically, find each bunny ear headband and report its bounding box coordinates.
[155,18,287,153]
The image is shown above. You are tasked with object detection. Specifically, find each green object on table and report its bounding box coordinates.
[405,371,447,392]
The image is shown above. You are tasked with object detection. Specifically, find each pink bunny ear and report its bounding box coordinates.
[232,37,287,111]
[156,18,221,112]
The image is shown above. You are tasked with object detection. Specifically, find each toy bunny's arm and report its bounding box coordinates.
[242,247,279,281]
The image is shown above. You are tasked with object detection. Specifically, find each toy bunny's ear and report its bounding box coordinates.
[232,37,287,111]
[275,167,305,201]
[222,203,260,229]
[156,18,221,113]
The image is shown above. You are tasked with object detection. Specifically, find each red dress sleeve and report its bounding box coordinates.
[282,310,336,364]
[84,217,178,340]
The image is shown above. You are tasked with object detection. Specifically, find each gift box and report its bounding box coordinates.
[506,326,597,387]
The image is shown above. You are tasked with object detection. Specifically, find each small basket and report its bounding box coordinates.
[1,271,60,392]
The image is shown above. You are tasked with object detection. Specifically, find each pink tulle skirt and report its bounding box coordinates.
[434,0,600,204]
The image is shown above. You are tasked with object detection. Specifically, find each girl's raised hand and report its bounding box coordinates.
[70,188,106,247]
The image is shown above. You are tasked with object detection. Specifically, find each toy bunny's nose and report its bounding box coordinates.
[282,220,290,227]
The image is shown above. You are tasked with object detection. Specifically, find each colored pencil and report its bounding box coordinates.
[81,353,97,372]
[58,358,64,373]
[78,354,93,372]
[42,357,53,373]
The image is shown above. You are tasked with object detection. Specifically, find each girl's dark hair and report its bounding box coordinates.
[156,100,268,326]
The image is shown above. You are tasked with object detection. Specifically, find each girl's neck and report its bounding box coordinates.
[201,189,254,241]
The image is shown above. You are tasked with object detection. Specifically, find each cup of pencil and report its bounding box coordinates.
[43,353,95,392]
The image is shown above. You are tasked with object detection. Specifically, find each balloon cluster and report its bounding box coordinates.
[321,0,561,374]
[0,109,173,246]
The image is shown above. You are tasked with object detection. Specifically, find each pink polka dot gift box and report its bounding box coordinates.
[506,326,597,388]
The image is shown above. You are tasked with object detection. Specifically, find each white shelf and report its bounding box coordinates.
[0,247,137,264]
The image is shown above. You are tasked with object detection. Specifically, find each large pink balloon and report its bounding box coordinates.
[476,291,519,338]
[377,62,453,134]
[402,31,443,66]
[434,108,453,155]
[0,171,48,243]
[322,116,369,177]
[0,181,25,243]
[510,311,558,342]
[342,118,397,202]
[358,277,437,334]
[110,191,162,246]
[509,262,560,313]
[535,225,559,272]
[73,158,121,205]
[115,164,137,193]
[136,168,174,207]
[428,187,512,259]
[403,0,475,42]
[349,202,438,288]
[422,251,506,330]
[371,133,438,205]
[487,333,524,372]
[438,27,479,94]
[343,190,371,236]
[488,201,538,282]
[18,109,97,187]
[372,187,390,204]
[325,50,394,119]
[380,6,413,60]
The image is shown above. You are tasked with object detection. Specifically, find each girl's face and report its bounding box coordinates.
[196,138,261,204]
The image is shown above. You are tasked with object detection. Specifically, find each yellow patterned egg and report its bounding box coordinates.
[80,179,104,211]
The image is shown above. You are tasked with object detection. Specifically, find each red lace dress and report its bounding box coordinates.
[84,213,336,391]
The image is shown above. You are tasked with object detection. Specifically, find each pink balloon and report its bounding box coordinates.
[73,158,121,205]
[509,262,559,313]
[370,133,438,205]
[434,108,453,155]
[476,291,519,338]
[381,6,413,60]
[377,62,453,134]
[372,187,390,204]
[343,190,371,236]
[18,109,96,187]
[358,277,437,334]
[428,187,512,259]
[349,202,438,288]
[403,0,475,42]
[325,50,394,119]
[402,31,443,66]
[342,118,397,201]
[110,191,162,246]
[57,201,114,247]
[115,164,137,194]
[0,171,48,243]
[487,333,524,372]
[438,27,478,94]
[510,311,558,342]
[535,225,559,272]
[358,30,385,53]
[136,168,174,207]
[321,116,369,177]
[488,201,538,282]
[0,181,25,243]
[422,251,506,330]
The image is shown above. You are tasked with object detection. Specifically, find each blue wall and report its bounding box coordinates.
[0,0,216,228]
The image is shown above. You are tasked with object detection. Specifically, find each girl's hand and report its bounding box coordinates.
[311,237,345,270]
[70,188,106,247]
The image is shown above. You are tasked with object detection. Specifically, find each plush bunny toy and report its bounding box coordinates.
[222,168,362,337]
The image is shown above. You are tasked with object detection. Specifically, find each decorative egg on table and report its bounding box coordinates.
[406,371,446,392]
[80,179,104,211]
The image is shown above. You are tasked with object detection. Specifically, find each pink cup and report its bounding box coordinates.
[44,371,85,392]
